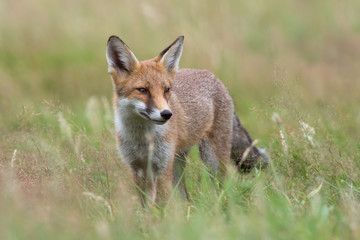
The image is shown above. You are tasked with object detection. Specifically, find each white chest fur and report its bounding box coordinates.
[114,99,172,174]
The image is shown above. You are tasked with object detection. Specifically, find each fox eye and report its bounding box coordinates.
[137,88,148,94]
[164,88,170,94]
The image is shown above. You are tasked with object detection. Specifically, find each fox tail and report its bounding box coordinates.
[231,113,270,172]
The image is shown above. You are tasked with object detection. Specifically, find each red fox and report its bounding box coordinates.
[106,35,269,205]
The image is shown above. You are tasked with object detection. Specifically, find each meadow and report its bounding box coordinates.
[0,0,359,239]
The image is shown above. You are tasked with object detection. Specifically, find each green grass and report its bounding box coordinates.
[1,0,360,239]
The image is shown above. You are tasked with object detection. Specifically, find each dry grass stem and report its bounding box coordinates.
[238,139,259,168]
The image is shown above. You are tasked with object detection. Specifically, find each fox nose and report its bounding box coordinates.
[160,110,172,120]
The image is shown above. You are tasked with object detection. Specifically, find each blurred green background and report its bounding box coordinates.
[1,0,360,140]
[0,0,359,239]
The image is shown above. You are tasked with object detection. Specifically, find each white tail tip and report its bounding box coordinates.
[258,148,270,168]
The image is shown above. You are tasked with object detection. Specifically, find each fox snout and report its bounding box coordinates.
[133,100,172,125]
[160,110,172,120]
[145,107,172,125]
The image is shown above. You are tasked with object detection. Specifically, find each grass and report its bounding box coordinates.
[0,0,360,239]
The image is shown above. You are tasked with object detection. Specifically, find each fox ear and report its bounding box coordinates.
[106,35,139,78]
[158,36,184,74]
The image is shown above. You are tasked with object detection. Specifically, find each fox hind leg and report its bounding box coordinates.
[199,114,234,187]
[199,138,221,191]
[199,98,234,181]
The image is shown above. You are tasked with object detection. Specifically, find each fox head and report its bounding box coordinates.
[106,35,184,125]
